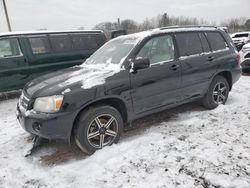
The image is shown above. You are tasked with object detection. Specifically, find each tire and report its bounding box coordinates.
[74,105,123,154]
[202,75,229,109]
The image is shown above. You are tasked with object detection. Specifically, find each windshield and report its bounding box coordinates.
[85,37,138,65]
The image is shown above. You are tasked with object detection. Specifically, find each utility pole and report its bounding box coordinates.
[2,0,12,31]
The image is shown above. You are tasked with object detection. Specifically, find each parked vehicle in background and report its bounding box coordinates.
[240,42,250,72]
[0,30,106,92]
[111,30,127,39]
[17,26,241,154]
[231,31,250,51]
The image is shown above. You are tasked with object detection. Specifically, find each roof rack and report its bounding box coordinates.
[160,25,217,30]
[0,30,104,37]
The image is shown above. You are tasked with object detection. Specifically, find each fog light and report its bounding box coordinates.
[33,122,42,131]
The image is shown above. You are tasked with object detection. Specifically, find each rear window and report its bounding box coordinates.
[0,38,22,58]
[28,36,51,54]
[175,32,203,57]
[49,34,72,52]
[71,34,104,50]
[206,32,228,51]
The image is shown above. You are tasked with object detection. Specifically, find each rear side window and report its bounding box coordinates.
[199,33,210,53]
[175,32,203,57]
[49,34,72,52]
[206,32,228,51]
[28,36,51,54]
[71,34,103,50]
[0,38,22,58]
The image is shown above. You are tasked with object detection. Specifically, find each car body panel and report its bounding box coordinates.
[17,27,241,142]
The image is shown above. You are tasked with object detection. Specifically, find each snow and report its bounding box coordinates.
[64,64,121,89]
[61,88,71,95]
[242,43,250,50]
[0,75,250,187]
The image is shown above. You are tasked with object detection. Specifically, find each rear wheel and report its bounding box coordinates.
[202,75,229,109]
[74,105,123,154]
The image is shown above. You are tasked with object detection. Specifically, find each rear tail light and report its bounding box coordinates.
[236,53,241,65]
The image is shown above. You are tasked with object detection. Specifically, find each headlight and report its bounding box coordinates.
[33,95,64,113]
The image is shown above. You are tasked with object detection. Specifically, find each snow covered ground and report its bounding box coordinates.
[0,75,250,188]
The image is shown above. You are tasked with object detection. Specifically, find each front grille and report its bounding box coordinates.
[19,92,31,110]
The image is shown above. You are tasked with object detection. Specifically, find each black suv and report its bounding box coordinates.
[17,26,241,154]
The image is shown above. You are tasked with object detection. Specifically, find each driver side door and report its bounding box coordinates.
[130,34,181,115]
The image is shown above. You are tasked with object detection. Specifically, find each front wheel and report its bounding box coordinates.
[202,75,229,109]
[74,105,123,154]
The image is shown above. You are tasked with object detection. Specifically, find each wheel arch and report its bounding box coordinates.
[69,96,129,143]
[216,71,233,91]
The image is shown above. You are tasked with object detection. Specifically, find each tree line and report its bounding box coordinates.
[91,13,250,38]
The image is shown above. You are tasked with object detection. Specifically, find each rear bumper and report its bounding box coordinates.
[16,104,76,141]
[231,66,242,85]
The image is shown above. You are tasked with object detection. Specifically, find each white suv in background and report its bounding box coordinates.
[231,32,250,51]
[240,42,250,72]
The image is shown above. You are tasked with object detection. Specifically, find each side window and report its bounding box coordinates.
[136,35,175,65]
[71,34,101,50]
[49,34,72,52]
[28,36,51,54]
[206,32,228,51]
[199,33,210,53]
[176,32,203,57]
[87,34,99,49]
[0,38,22,58]
[94,34,106,47]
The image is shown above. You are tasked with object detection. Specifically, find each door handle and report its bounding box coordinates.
[169,64,180,71]
[208,56,215,61]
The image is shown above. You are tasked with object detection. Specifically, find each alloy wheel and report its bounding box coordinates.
[87,114,118,149]
[213,82,227,104]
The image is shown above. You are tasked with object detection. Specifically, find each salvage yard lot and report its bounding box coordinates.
[0,75,250,188]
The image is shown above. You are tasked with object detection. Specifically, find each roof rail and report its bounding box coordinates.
[160,25,217,30]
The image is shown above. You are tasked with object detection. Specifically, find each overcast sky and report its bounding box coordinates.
[0,0,249,32]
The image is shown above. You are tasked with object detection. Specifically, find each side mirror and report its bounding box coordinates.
[130,57,150,73]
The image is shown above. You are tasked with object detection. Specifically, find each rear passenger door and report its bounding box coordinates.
[0,37,29,91]
[205,31,230,66]
[175,32,214,101]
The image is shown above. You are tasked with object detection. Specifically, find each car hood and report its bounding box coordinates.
[24,64,121,98]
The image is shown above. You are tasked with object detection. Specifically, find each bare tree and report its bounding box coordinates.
[93,21,119,38]
[158,13,171,27]
[120,19,138,33]
[246,19,250,29]
[220,17,248,33]
[139,18,154,31]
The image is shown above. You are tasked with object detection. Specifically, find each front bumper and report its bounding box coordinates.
[16,103,76,141]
